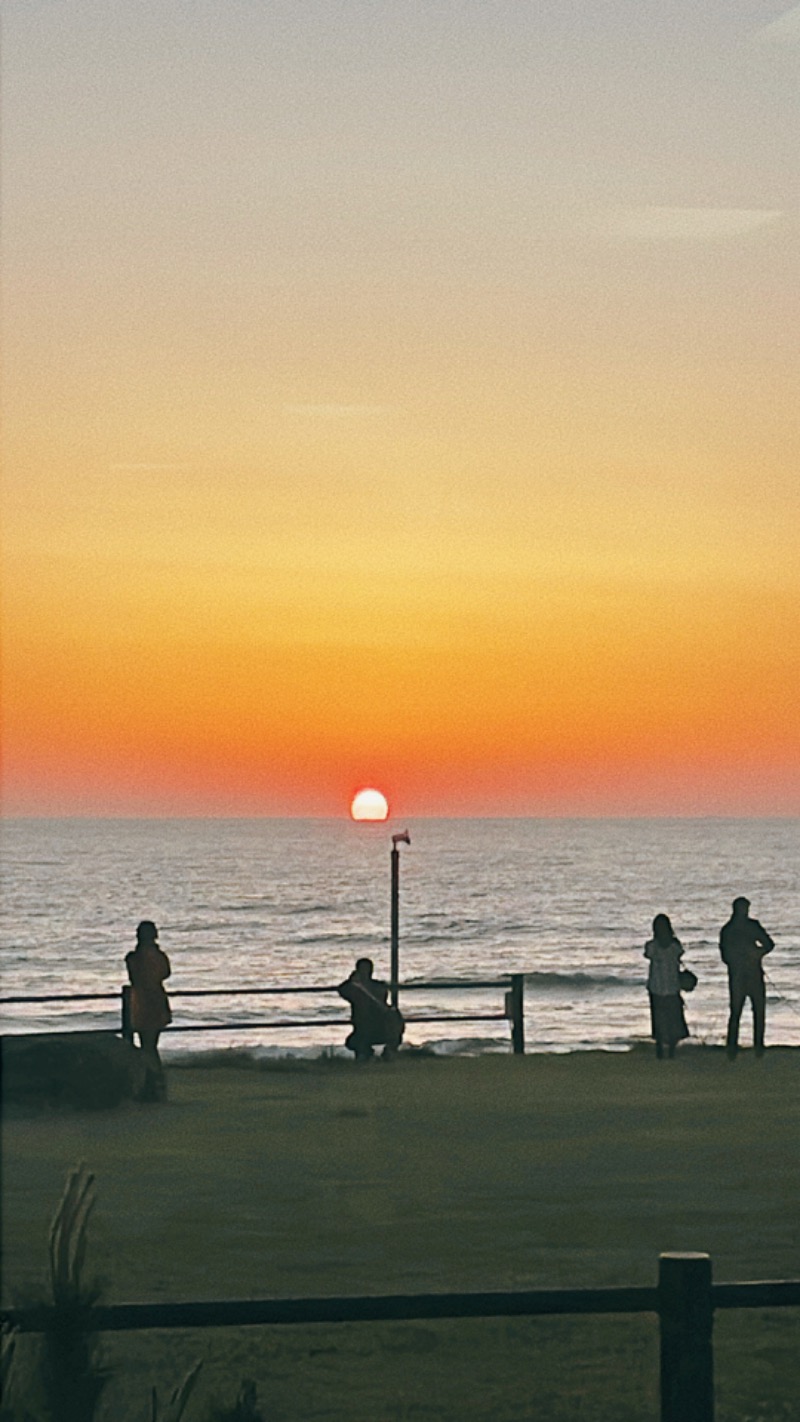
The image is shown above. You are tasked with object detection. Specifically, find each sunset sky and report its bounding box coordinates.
[3,0,799,817]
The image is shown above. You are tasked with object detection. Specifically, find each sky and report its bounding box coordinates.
[2,0,799,818]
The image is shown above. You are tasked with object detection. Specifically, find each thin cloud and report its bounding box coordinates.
[749,4,800,45]
[282,404,394,418]
[601,207,783,241]
[109,462,191,472]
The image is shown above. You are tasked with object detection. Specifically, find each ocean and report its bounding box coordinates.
[1,817,798,1056]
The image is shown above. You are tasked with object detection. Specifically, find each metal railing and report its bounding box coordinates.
[0,975,526,1054]
[3,1253,798,1421]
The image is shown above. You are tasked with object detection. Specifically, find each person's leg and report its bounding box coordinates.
[665,995,687,1058]
[138,1029,158,1059]
[138,1030,166,1099]
[751,976,766,1055]
[726,975,745,1058]
[382,1011,403,1059]
[649,994,664,1058]
[347,1027,374,1062]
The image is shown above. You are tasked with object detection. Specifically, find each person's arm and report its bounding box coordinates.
[160,952,171,981]
[754,922,774,955]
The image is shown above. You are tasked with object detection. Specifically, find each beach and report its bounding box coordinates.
[3,1047,798,1420]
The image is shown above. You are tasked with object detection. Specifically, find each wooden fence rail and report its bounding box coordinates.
[0,976,526,1054]
[3,1254,798,1421]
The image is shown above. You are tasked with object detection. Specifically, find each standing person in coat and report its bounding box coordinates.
[720,896,775,1059]
[125,919,171,1097]
[644,913,689,1059]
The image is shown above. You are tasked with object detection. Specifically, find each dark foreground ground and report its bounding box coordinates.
[2,1046,799,1421]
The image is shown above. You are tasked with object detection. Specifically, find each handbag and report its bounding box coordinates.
[678,968,698,993]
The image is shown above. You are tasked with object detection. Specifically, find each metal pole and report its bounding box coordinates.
[509,974,525,1055]
[390,831,410,1009]
[659,1252,714,1422]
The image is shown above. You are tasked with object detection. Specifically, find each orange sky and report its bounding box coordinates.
[2,1,799,817]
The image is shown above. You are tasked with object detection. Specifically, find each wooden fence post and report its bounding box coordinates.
[121,985,134,1043]
[509,974,525,1055]
[659,1252,714,1422]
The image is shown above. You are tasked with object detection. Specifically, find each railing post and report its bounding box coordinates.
[389,831,410,1010]
[659,1252,714,1422]
[121,985,134,1043]
[507,974,525,1055]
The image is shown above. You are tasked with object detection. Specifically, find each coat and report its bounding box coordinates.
[126,945,172,1033]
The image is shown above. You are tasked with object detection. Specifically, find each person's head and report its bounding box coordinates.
[732,896,750,917]
[354,957,374,980]
[136,920,159,947]
[652,913,674,944]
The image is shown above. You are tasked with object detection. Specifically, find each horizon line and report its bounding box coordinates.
[2,812,797,823]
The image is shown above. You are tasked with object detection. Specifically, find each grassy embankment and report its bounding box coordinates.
[2,1047,799,1421]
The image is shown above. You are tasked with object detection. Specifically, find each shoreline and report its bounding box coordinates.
[161,1038,800,1066]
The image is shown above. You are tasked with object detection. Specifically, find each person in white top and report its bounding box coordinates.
[644,913,689,1059]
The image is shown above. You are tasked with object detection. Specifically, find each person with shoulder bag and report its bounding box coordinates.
[644,913,691,1059]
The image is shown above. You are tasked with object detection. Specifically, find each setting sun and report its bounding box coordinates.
[350,788,390,822]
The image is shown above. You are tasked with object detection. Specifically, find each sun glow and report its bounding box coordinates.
[350,788,390,821]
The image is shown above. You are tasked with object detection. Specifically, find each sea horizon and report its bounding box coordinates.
[4,812,798,822]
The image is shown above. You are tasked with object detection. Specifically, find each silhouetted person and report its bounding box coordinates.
[125,919,171,1098]
[720,897,774,1059]
[337,957,404,1062]
[644,913,689,1059]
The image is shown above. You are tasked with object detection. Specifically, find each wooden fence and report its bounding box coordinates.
[3,1253,798,1421]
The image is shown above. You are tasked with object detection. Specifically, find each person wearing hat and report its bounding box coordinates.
[125,920,172,1096]
[719,897,775,1059]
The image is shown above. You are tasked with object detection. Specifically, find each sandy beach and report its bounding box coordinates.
[3,1047,799,1421]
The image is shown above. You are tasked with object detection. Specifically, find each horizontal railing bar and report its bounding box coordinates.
[384,980,511,991]
[170,981,511,997]
[167,985,339,998]
[2,1285,659,1333]
[5,1277,798,1336]
[164,1020,352,1031]
[713,1281,800,1309]
[163,1013,509,1033]
[397,1013,508,1023]
[0,1014,508,1040]
[0,993,121,1004]
[0,979,511,1007]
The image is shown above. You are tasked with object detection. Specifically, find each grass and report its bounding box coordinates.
[2,1046,799,1420]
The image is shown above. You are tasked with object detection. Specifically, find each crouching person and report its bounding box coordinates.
[338,957,404,1062]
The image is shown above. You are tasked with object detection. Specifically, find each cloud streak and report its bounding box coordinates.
[109,462,191,473]
[749,4,800,45]
[600,207,783,241]
[283,404,395,418]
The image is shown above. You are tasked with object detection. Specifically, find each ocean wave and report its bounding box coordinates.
[217,904,271,914]
[524,971,637,991]
[399,970,635,991]
[277,903,336,917]
[291,931,383,946]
